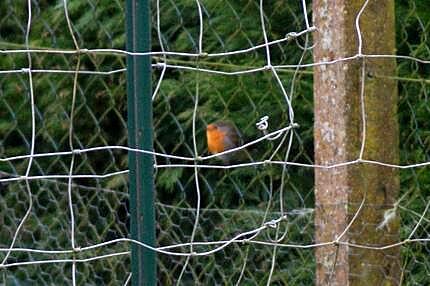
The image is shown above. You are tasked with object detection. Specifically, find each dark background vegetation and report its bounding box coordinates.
[0,0,429,284]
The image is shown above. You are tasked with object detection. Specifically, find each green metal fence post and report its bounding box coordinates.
[125,0,156,285]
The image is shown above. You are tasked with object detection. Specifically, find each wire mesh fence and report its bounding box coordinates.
[0,0,429,285]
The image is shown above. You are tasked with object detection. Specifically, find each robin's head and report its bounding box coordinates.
[206,123,218,133]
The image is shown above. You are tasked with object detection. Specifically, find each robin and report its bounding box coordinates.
[206,121,241,164]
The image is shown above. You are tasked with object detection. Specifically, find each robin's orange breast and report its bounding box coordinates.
[206,125,226,154]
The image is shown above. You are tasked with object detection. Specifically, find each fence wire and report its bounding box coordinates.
[0,0,429,285]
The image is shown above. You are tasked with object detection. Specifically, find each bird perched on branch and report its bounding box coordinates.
[206,121,241,164]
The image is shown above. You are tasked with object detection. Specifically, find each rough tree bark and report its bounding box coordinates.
[313,0,400,285]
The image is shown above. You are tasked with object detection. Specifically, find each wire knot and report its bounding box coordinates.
[264,219,278,229]
[256,116,269,133]
[77,48,88,54]
[286,32,298,40]
[155,62,166,69]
